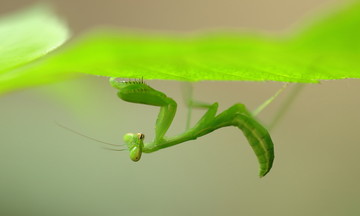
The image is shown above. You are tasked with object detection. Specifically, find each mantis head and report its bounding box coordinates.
[123,133,145,162]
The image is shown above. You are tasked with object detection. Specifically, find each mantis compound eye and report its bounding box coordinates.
[137,133,145,140]
[123,133,136,144]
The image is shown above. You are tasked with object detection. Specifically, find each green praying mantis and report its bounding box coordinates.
[109,78,285,177]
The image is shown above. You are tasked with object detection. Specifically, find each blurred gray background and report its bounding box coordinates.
[1,0,360,215]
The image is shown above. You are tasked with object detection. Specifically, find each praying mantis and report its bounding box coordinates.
[109,78,284,177]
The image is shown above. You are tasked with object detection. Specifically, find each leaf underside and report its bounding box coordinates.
[1,1,360,94]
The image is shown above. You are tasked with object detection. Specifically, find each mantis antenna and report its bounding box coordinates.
[56,122,126,150]
[110,78,280,177]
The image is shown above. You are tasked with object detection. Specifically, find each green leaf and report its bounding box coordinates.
[0,4,69,93]
[1,1,360,94]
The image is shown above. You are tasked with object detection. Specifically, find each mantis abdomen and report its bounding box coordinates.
[204,104,274,177]
[233,114,274,177]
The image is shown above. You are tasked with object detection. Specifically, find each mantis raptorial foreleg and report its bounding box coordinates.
[110,78,176,143]
[110,78,275,177]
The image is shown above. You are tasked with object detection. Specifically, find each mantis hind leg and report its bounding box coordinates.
[252,83,289,117]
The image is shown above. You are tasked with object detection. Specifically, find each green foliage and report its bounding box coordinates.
[1,1,360,94]
[0,4,69,93]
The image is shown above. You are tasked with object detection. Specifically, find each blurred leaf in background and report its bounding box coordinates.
[0,4,70,94]
[1,1,360,94]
